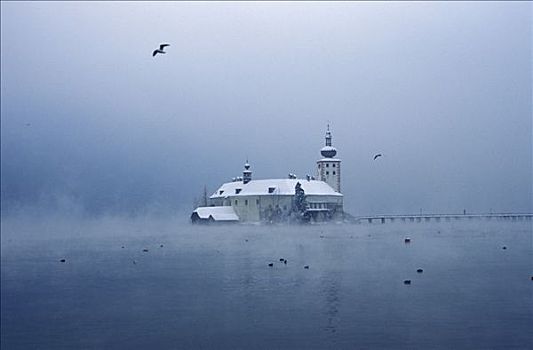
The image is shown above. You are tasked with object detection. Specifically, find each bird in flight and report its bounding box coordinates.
[373,153,382,160]
[152,43,170,57]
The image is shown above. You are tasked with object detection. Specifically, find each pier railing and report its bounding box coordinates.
[353,213,533,224]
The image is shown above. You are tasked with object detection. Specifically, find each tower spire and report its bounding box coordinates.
[320,124,337,158]
[325,123,332,147]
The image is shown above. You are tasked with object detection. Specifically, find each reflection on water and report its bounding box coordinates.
[321,273,340,336]
[1,217,532,349]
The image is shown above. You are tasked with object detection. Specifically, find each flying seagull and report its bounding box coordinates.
[152,43,170,57]
[373,154,382,160]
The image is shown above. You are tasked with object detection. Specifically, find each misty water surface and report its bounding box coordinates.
[1,217,531,349]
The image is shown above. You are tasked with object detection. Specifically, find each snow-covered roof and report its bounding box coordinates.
[211,179,342,199]
[320,146,337,152]
[317,158,341,162]
[192,206,239,221]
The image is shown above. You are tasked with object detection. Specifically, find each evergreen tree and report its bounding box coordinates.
[294,182,306,213]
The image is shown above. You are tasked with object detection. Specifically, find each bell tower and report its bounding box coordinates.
[243,160,252,184]
[316,124,341,193]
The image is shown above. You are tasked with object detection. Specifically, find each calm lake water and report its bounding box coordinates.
[1,216,532,349]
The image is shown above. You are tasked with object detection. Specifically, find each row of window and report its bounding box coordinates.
[309,202,328,209]
[318,163,338,168]
[325,171,336,175]
[234,199,261,206]
[230,199,330,211]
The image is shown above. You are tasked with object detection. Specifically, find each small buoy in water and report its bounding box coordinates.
[133,260,136,265]
[284,259,287,264]
[531,276,533,281]
[245,239,248,242]
[502,246,507,250]
[404,280,411,285]
[320,235,324,238]
[304,265,309,269]
[279,258,285,262]
[143,249,149,252]
[268,263,273,267]
[404,237,411,243]
[121,246,124,249]
[160,244,163,248]
[417,268,423,273]
[59,259,66,263]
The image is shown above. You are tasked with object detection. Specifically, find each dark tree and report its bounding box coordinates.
[293,182,307,213]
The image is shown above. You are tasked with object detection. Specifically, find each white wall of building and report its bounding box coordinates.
[317,159,341,193]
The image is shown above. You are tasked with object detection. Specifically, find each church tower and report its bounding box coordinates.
[243,160,252,184]
[316,124,341,193]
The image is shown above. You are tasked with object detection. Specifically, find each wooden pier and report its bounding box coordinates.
[354,213,533,224]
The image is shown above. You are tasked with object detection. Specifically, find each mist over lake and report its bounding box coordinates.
[1,216,532,349]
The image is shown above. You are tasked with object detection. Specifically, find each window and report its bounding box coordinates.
[326,164,329,168]
[256,199,260,206]
[219,190,224,195]
[268,187,276,194]
[326,171,329,175]
[245,199,248,206]
[318,164,321,168]
[283,205,287,211]
[235,200,238,205]
[235,189,241,194]
[333,171,336,175]
[332,164,336,168]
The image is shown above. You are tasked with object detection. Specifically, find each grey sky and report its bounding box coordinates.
[1,1,531,216]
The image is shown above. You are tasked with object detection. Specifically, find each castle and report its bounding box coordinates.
[191,126,343,223]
